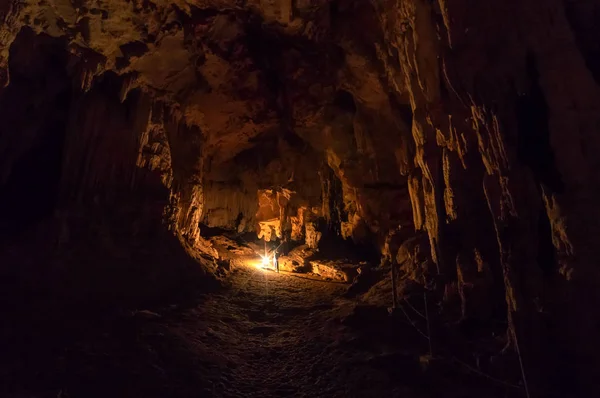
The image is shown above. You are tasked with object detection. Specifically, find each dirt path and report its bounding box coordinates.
[168,262,415,398]
[134,261,511,398]
[2,257,518,398]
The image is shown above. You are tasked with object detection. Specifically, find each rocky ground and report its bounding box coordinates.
[1,250,526,398]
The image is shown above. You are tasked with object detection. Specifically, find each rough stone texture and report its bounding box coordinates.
[277,257,302,273]
[0,0,411,248]
[257,218,279,242]
[278,244,315,274]
[1,0,600,394]
[309,259,358,283]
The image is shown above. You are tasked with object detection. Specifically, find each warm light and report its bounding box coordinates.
[261,255,271,267]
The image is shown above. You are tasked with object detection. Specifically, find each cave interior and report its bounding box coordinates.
[2,0,600,397]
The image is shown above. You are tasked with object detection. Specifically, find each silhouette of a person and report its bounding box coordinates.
[274,250,280,273]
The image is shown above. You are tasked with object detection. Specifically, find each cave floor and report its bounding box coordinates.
[2,257,518,398]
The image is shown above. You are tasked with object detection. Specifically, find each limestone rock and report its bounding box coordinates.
[309,260,358,283]
[278,256,304,273]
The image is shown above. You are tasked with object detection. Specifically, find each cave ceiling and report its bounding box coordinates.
[0,0,412,170]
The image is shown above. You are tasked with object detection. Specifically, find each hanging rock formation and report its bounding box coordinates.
[1,0,600,394]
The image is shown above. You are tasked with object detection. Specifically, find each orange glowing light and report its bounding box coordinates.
[247,254,273,271]
[261,255,271,267]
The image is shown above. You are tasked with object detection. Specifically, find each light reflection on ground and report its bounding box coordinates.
[245,255,277,272]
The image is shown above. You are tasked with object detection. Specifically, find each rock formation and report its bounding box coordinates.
[1,0,600,395]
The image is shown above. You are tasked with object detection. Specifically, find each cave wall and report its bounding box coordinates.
[0,29,215,306]
[2,0,600,393]
[370,0,600,393]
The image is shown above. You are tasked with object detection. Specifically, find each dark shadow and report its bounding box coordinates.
[563,1,600,85]
[316,233,379,264]
[321,164,346,236]
[0,117,67,233]
[0,29,72,237]
[333,89,357,114]
[199,223,234,238]
[287,273,348,284]
[537,203,557,275]
[516,52,565,194]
